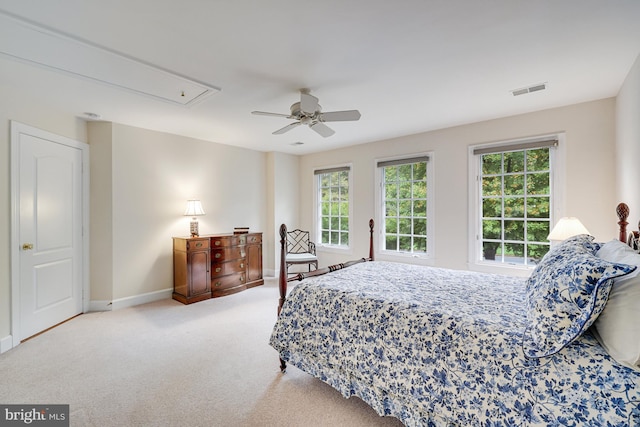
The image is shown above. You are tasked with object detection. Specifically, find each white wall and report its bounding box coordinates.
[87,122,113,303]
[616,54,640,216]
[89,122,270,305]
[267,152,300,276]
[299,98,618,272]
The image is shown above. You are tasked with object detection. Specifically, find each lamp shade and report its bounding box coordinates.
[184,200,205,217]
[547,217,590,241]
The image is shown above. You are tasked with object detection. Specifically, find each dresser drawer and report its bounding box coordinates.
[173,237,209,252]
[211,260,246,277]
[211,247,244,261]
[246,234,262,245]
[186,239,209,251]
[211,273,246,290]
[210,235,241,248]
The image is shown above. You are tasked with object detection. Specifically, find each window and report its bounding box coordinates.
[472,138,558,267]
[315,166,351,248]
[377,155,432,257]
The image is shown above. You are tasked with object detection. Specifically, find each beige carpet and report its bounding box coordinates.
[0,278,404,427]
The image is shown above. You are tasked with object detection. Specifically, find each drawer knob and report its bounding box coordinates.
[215,241,221,246]
[240,263,244,269]
[215,282,222,287]
[195,242,203,248]
[215,267,221,273]
[215,253,221,259]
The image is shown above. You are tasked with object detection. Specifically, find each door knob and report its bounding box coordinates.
[22,243,34,250]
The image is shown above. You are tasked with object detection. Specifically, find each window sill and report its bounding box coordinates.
[316,244,353,256]
[468,261,534,277]
[376,251,435,265]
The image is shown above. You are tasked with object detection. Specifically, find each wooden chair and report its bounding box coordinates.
[285,228,318,274]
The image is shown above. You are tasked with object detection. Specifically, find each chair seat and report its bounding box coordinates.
[286,253,318,263]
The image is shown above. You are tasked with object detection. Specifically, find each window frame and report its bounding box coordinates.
[468,134,565,275]
[375,152,435,262]
[314,164,353,254]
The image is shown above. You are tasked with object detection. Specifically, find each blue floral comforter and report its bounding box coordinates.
[269,261,640,426]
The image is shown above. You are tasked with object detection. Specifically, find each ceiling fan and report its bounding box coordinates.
[251,89,361,137]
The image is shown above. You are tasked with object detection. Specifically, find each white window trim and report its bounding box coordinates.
[374,152,435,263]
[313,163,353,255]
[467,134,566,276]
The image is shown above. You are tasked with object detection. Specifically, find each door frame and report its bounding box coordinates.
[10,120,90,348]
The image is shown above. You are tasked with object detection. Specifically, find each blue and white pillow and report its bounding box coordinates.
[523,234,636,358]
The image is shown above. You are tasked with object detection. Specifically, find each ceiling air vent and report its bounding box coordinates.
[511,83,547,96]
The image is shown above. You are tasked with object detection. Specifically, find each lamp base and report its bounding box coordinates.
[190,219,199,237]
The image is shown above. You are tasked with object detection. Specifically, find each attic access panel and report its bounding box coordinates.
[0,11,220,106]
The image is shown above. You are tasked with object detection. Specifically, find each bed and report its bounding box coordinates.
[269,205,640,426]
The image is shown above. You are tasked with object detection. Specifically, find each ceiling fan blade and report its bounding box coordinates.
[310,121,335,138]
[273,122,302,135]
[318,110,361,122]
[300,92,319,114]
[251,111,291,118]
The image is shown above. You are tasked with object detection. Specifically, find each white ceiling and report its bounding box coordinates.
[1,1,639,155]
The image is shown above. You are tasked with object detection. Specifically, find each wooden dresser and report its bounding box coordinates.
[172,232,263,304]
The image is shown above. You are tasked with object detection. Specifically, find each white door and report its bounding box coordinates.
[11,121,88,342]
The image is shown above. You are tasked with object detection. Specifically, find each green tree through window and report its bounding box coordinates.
[380,158,428,254]
[317,168,350,246]
[480,147,551,265]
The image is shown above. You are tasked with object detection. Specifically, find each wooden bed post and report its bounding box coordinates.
[278,224,288,316]
[617,202,629,243]
[277,224,288,372]
[369,218,375,261]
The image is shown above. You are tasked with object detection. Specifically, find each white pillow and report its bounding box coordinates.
[594,239,640,370]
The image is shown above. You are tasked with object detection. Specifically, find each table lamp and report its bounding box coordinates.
[184,200,205,237]
[547,217,590,242]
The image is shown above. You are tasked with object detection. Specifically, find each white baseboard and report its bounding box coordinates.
[89,300,113,312]
[112,288,172,310]
[1,335,14,354]
[89,288,173,312]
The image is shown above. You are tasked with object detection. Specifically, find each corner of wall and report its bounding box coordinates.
[87,121,114,303]
[615,53,640,214]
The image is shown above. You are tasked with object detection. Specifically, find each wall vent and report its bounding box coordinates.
[511,83,547,96]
